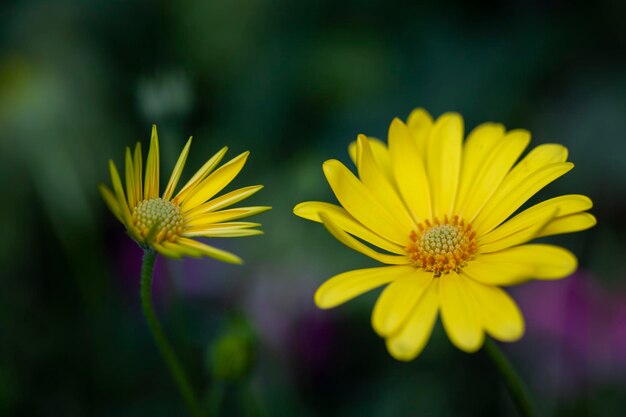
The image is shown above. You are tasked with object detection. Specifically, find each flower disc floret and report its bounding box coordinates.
[132,198,184,243]
[406,216,477,275]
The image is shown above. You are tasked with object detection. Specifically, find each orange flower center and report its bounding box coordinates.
[132,198,184,243]
[406,216,477,276]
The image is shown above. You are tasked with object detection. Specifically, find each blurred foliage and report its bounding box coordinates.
[208,316,255,382]
[1,0,625,416]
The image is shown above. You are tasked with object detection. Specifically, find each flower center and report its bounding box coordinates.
[406,216,477,276]
[132,198,184,243]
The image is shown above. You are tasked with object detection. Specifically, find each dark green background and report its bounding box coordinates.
[1,0,625,416]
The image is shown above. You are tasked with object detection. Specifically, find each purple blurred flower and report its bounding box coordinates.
[112,230,242,306]
[513,270,626,395]
[112,233,165,304]
[243,265,337,369]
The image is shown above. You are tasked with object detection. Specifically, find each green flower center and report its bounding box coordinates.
[419,224,467,255]
[132,198,184,242]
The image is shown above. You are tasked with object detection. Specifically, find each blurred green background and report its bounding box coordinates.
[1,0,625,416]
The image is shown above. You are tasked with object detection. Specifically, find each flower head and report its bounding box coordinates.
[294,108,596,361]
[100,125,269,263]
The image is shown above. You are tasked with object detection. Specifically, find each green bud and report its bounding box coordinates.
[207,318,255,381]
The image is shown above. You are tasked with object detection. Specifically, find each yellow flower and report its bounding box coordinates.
[100,125,270,263]
[294,108,596,361]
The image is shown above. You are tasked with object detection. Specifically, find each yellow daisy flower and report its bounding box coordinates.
[294,108,596,361]
[100,125,270,263]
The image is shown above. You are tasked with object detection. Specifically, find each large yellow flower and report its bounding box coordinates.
[100,125,269,263]
[294,109,596,361]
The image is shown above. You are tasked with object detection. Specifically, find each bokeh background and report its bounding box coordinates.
[1,0,625,416]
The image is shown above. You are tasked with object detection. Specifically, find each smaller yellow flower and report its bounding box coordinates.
[100,125,270,263]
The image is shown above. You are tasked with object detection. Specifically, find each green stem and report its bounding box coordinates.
[484,338,537,417]
[140,249,203,417]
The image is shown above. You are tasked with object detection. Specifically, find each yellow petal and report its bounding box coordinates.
[160,240,202,258]
[462,259,534,286]
[153,242,184,258]
[539,194,592,215]
[319,212,410,265]
[509,143,569,178]
[348,141,357,165]
[372,268,432,337]
[314,265,416,309]
[186,221,260,231]
[181,151,249,211]
[406,107,433,161]
[479,194,593,246]
[428,112,463,218]
[463,276,524,342]
[349,137,393,182]
[175,146,229,203]
[473,144,569,234]
[439,272,484,352]
[477,208,556,254]
[388,118,432,222]
[214,229,263,238]
[464,244,577,285]
[108,160,132,226]
[185,228,263,238]
[293,201,404,254]
[357,135,416,230]
[166,237,243,264]
[368,138,393,180]
[163,137,192,200]
[99,184,122,223]
[474,162,574,235]
[460,129,530,222]
[184,185,264,217]
[323,159,408,245]
[184,221,261,237]
[385,279,439,361]
[133,142,143,204]
[186,206,271,227]
[492,143,569,202]
[124,147,136,209]
[536,213,597,238]
[143,125,160,199]
[183,222,261,237]
[454,123,506,212]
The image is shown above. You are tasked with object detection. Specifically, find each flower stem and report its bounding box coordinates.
[140,249,203,417]
[484,338,537,417]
